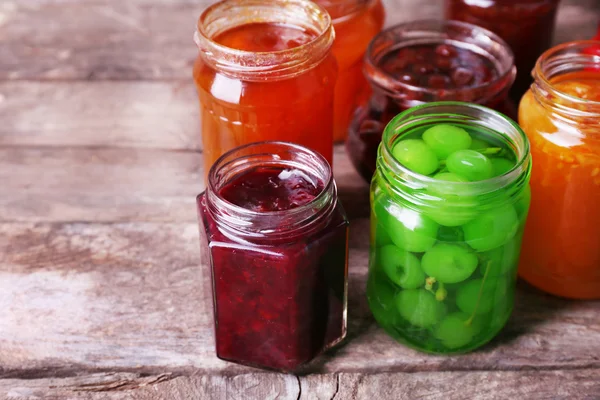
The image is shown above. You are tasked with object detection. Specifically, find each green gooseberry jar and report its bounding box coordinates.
[367,101,531,354]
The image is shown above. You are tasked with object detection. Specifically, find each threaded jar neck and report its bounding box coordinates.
[377,101,531,210]
[194,0,335,81]
[205,141,337,241]
[531,40,600,119]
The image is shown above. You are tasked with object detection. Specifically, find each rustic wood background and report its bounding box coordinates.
[1,0,599,398]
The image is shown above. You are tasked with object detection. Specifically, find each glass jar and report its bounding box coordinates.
[518,41,600,299]
[197,141,349,371]
[445,0,560,102]
[367,102,531,354]
[315,0,385,141]
[346,20,516,182]
[193,0,337,177]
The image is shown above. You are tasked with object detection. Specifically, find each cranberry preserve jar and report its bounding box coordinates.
[445,0,560,101]
[346,20,516,182]
[197,142,349,371]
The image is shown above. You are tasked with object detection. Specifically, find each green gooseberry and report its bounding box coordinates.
[480,238,520,277]
[435,312,476,349]
[447,149,494,181]
[422,124,472,159]
[463,205,519,252]
[426,172,478,227]
[469,138,490,150]
[392,139,439,176]
[421,243,479,283]
[377,201,439,253]
[379,245,426,289]
[456,276,508,315]
[367,270,400,327]
[395,289,445,328]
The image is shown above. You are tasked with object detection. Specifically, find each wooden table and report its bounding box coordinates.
[1,0,599,398]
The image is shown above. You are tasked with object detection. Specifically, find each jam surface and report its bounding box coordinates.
[346,41,513,182]
[220,167,324,212]
[380,44,497,89]
[518,71,600,299]
[214,23,317,52]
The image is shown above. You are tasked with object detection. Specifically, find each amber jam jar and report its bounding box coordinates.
[193,0,337,177]
[315,0,385,141]
[346,20,516,182]
[518,41,600,299]
[445,0,560,101]
[197,142,349,371]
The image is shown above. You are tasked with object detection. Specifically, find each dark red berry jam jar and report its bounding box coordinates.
[445,0,560,101]
[346,20,516,182]
[197,141,349,372]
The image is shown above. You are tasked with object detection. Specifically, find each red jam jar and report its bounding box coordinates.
[197,142,349,371]
[346,20,516,182]
[193,0,337,177]
[315,0,385,141]
[445,0,560,101]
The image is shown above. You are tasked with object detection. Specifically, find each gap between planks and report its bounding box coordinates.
[1,370,600,400]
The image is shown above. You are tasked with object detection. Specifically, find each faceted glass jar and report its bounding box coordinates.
[315,0,385,141]
[193,0,337,177]
[367,102,531,354]
[346,20,516,182]
[518,41,600,299]
[197,142,349,371]
[445,0,561,101]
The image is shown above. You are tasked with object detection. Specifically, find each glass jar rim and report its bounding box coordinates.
[380,101,530,198]
[364,19,515,102]
[316,0,378,24]
[204,141,337,237]
[532,40,600,116]
[194,0,335,80]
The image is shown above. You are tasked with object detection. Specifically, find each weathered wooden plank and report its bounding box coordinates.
[0,145,369,223]
[1,370,600,400]
[0,81,201,150]
[0,147,203,222]
[1,0,596,81]
[1,222,599,376]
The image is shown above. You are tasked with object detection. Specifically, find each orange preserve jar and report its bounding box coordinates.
[518,41,600,299]
[315,0,385,141]
[193,0,337,176]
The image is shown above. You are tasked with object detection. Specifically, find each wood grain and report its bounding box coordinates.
[1,0,600,397]
[0,147,203,223]
[0,0,597,81]
[1,370,600,399]
[0,81,201,150]
[1,222,600,376]
[0,145,369,223]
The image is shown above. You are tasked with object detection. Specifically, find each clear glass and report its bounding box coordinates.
[193,0,337,177]
[367,102,531,354]
[315,0,385,141]
[445,0,561,101]
[346,20,516,182]
[197,141,349,371]
[518,41,600,299]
